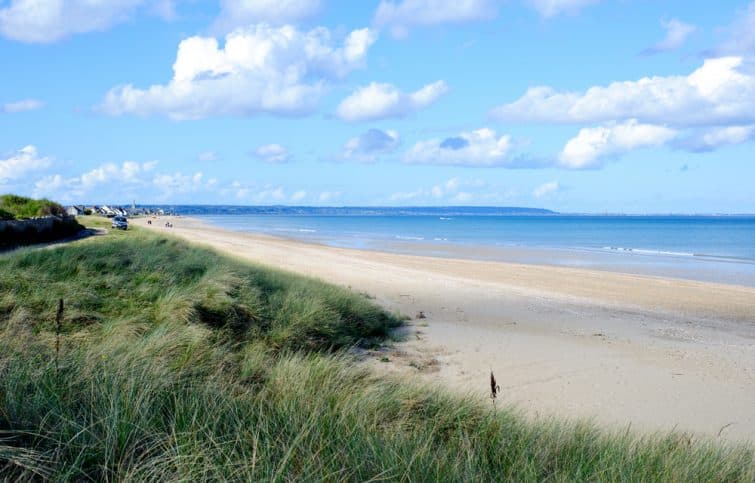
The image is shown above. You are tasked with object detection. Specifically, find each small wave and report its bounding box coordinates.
[603,246,694,257]
[439,217,453,220]
[395,235,424,241]
[433,237,449,241]
[273,228,317,233]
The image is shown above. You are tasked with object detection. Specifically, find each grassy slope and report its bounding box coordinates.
[0,224,752,481]
[0,194,67,219]
[0,195,82,248]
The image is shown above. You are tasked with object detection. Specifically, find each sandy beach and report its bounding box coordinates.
[135,216,755,442]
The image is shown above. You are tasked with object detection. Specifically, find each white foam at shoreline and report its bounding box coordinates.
[603,246,695,257]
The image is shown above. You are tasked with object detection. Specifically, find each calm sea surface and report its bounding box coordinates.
[193,214,755,286]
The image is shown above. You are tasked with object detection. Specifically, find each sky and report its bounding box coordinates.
[1,0,754,213]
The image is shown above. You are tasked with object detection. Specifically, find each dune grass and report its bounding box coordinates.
[0,194,67,220]
[0,225,752,481]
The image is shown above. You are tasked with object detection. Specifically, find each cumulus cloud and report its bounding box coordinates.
[389,177,486,203]
[336,80,447,121]
[533,181,559,198]
[642,18,695,55]
[2,99,44,113]
[374,0,497,38]
[527,0,600,18]
[152,171,213,198]
[255,186,287,202]
[559,120,676,169]
[675,125,755,152]
[317,191,341,202]
[645,19,696,55]
[492,57,755,127]
[404,128,514,167]
[101,24,377,120]
[0,145,52,183]
[339,128,400,162]
[30,160,215,202]
[0,0,148,43]
[80,160,157,187]
[717,2,755,57]
[291,190,307,201]
[254,144,291,163]
[34,174,77,200]
[213,0,320,33]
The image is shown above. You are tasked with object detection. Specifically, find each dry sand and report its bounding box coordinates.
[135,216,755,443]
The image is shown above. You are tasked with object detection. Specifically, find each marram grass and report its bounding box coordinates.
[0,225,752,481]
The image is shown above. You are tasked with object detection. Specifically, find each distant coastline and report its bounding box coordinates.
[73,204,755,217]
[134,205,560,216]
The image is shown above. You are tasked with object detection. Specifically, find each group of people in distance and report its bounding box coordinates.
[145,218,173,228]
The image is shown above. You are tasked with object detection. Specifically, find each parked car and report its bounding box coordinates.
[111,216,128,230]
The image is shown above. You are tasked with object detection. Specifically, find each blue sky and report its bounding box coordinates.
[1,0,754,213]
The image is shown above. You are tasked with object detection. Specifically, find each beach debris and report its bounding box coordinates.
[416,311,426,319]
[490,371,500,400]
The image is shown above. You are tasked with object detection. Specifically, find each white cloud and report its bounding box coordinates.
[717,2,755,57]
[214,0,320,33]
[404,128,514,167]
[374,0,497,38]
[451,191,472,202]
[527,0,600,18]
[336,80,447,121]
[0,145,52,183]
[197,151,219,162]
[676,125,755,152]
[80,160,156,187]
[0,0,146,43]
[390,177,487,203]
[254,144,291,163]
[431,177,459,198]
[559,120,676,169]
[101,24,377,120]
[643,18,695,54]
[34,174,73,199]
[340,128,400,162]
[318,191,340,202]
[533,181,559,198]
[30,160,213,202]
[291,190,307,201]
[492,57,755,127]
[256,186,286,201]
[2,99,44,113]
[389,190,423,202]
[153,171,207,197]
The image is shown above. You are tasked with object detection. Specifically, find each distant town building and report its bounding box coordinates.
[66,205,85,216]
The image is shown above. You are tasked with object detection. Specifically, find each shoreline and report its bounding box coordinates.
[134,215,755,442]
[192,214,755,288]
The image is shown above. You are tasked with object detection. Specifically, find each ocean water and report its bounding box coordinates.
[191,212,755,287]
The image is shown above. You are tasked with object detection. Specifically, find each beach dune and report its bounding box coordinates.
[136,216,755,442]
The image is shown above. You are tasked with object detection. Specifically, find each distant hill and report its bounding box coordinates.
[139,205,558,216]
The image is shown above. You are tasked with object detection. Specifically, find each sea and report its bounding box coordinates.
[156,206,755,287]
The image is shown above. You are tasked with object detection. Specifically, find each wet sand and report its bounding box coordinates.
[135,216,755,443]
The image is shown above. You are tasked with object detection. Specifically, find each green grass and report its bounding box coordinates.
[0,194,67,220]
[0,226,752,481]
